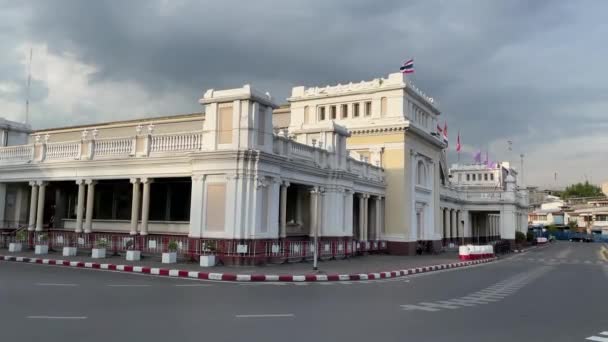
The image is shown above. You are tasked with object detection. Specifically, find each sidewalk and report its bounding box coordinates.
[0,248,497,282]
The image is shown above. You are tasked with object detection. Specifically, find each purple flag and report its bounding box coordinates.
[473,150,481,163]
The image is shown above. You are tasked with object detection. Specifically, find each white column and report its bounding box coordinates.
[84,179,96,234]
[0,183,6,225]
[343,189,354,236]
[375,196,382,240]
[140,178,152,236]
[35,181,47,231]
[28,181,38,231]
[75,180,86,233]
[363,194,369,241]
[129,178,140,235]
[358,194,365,240]
[13,185,24,226]
[309,187,319,237]
[279,181,289,239]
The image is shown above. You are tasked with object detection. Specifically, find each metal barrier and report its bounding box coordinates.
[0,230,389,264]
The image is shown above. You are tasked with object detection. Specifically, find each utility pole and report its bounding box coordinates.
[519,154,524,187]
[25,47,33,125]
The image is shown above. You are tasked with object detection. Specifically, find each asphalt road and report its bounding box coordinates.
[1,241,607,342]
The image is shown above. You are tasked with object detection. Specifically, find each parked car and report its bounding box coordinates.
[569,236,593,242]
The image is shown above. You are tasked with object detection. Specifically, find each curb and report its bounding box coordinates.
[0,254,496,282]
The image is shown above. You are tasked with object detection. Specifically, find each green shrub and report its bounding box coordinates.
[96,239,108,249]
[167,240,179,252]
[526,231,534,242]
[515,231,526,243]
[15,230,27,242]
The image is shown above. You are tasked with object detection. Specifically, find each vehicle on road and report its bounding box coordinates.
[569,236,593,242]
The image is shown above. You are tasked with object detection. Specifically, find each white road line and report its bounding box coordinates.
[27,316,87,320]
[235,314,295,318]
[106,284,151,287]
[35,283,79,287]
[174,284,212,287]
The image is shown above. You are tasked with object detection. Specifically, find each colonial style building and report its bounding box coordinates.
[0,72,528,261]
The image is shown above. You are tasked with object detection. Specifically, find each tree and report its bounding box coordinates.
[560,181,603,199]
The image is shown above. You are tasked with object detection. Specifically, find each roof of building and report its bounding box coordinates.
[32,112,204,134]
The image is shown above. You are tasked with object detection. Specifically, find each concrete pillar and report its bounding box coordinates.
[14,185,24,226]
[75,180,85,233]
[363,194,369,241]
[309,187,319,237]
[375,196,382,240]
[28,181,38,231]
[84,179,96,234]
[358,194,365,240]
[130,178,140,235]
[140,178,152,236]
[343,189,354,237]
[35,181,47,231]
[0,183,6,225]
[279,181,289,238]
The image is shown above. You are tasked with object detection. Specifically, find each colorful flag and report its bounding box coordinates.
[473,150,481,163]
[400,58,414,74]
[436,123,443,134]
[456,131,461,152]
[443,122,448,142]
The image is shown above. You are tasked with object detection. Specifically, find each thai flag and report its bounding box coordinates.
[400,59,414,74]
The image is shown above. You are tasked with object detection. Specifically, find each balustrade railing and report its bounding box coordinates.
[0,144,34,162]
[150,131,202,153]
[94,137,134,157]
[45,141,80,160]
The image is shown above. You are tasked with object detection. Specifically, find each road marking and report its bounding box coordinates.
[174,284,212,287]
[36,283,79,287]
[235,314,295,318]
[586,331,608,341]
[27,316,87,320]
[106,284,151,287]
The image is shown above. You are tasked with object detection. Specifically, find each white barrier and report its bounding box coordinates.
[459,244,494,260]
[536,237,548,244]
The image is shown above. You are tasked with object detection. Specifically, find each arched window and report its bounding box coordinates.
[417,160,426,186]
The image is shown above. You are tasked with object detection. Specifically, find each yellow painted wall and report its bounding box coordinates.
[346,132,409,239]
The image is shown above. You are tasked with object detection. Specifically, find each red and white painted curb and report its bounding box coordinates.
[0,254,496,282]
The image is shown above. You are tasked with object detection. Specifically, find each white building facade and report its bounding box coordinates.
[0,72,528,261]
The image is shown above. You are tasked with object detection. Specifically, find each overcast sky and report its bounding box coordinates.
[0,0,606,188]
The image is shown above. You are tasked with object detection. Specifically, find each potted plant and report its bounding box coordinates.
[515,231,526,252]
[35,233,49,255]
[200,240,217,267]
[92,238,108,259]
[9,230,28,252]
[162,240,179,264]
[62,235,77,257]
[125,239,141,261]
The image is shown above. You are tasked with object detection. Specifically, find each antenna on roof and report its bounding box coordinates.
[25,47,33,126]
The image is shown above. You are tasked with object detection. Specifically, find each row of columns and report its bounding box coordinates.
[278,181,383,241]
[441,207,461,241]
[27,178,153,235]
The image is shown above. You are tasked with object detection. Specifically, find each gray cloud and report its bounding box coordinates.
[1,0,607,186]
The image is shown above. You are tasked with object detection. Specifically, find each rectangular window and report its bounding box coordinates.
[341,104,348,119]
[353,103,360,117]
[380,97,387,117]
[484,174,488,181]
[490,174,494,181]
[472,174,476,181]
[319,107,326,121]
[596,215,608,221]
[364,101,372,116]
[205,183,226,232]
[330,105,337,119]
[218,105,233,144]
[466,174,470,181]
